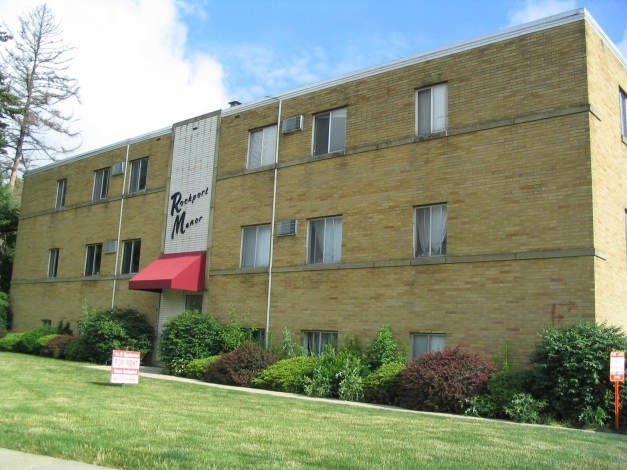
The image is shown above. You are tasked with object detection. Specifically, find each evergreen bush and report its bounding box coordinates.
[365,324,397,371]
[205,342,279,386]
[13,325,56,355]
[252,356,317,393]
[0,292,10,330]
[0,332,22,351]
[363,361,405,405]
[486,369,535,418]
[64,337,91,362]
[531,321,627,423]
[397,347,496,414]
[183,356,221,380]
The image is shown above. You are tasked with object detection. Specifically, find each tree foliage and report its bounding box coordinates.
[0,182,18,293]
[2,4,80,190]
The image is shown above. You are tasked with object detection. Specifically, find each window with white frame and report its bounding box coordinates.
[47,249,59,278]
[55,179,66,209]
[121,239,141,274]
[241,225,271,267]
[313,108,347,156]
[92,168,109,201]
[411,333,445,360]
[129,157,148,193]
[302,331,338,356]
[620,89,627,139]
[414,204,447,257]
[248,125,277,168]
[416,83,447,136]
[84,244,102,276]
[308,216,342,264]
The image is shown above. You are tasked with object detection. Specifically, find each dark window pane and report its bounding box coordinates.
[314,113,330,155]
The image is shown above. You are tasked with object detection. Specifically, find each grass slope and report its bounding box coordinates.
[1,352,626,470]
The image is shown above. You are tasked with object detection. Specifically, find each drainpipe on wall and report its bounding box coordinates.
[111,143,131,308]
[265,99,282,348]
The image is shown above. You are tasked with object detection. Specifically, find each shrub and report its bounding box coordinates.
[64,337,91,362]
[42,334,77,359]
[397,347,497,414]
[280,327,304,359]
[365,324,397,371]
[337,355,365,402]
[36,334,58,354]
[252,356,317,393]
[158,310,251,374]
[56,320,73,336]
[504,393,547,424]
[486,369,535,418]
[183,356,220,380]
[205,342,279,386]
[0,332,23,351]
[302,345,367,399]
[0,292,10,330]
[531,321,627,422]
[363,361,405,405]
[78,304,154,364]
[463,395,498,418]
[13,325,57,355]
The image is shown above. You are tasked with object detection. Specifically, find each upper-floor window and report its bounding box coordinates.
[129,158,148,193]
[415,204,447,257]
[416,83,447,136]
[92,168,109,201]
[55,179,66,209]
[84,244,102,276]
[121,239,141,274]
[313,108,347,156]
[302,331,338,356]
[47,248,59,278]
[308,216,342,264]
[411,333,445,360]
[620,89,627,139]
[248,125,277,169]
[241,225,271,267]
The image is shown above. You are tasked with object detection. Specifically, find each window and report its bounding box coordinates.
[621,89,627,139]
[411,334,445,360]
[313,108,347,156]
[129,158,148,193]
[47,249,59,278]
[185,294,203,312]
[414,204,447,257]
[55,179,66,209]
[416,83,447,135]
[41,319,52,327]
[253,329,266,346]
[84,244,102,276]
[241,225,271,267]
[248,125,277,168]
[308,216,342,264]
[302,331,338,356]
[121,240,141,274]
[92,168,109,201]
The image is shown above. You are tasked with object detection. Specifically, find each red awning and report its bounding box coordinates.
[129,251,206,292]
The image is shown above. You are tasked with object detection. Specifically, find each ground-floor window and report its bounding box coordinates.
[302,330,338,355]
[185,294,203,312]
[411,333,445,360]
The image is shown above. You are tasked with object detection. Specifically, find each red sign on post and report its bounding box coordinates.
[610,351,625,382]
[110,350,141,385]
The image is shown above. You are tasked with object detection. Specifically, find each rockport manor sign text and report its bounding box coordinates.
[170,188,209,239]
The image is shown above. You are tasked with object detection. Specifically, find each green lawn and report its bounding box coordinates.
[1,352,626,470]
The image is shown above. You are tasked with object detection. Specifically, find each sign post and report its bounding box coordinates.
[610,351,625,430]
[110,350,141,385]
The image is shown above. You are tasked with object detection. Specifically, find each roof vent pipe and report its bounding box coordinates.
[228,101,241,107]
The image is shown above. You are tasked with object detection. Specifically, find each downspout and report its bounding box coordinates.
[111,143,131,308]
[265,100,282,348]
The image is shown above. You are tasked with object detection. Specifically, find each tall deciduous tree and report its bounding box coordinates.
[0,28,20,161]
[3,3,80,191]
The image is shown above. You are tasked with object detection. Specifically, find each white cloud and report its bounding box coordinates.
[0,0,228,156]
[507,0,577,27]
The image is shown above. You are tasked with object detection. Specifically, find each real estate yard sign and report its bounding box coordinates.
[110,350,141,385]
[610,351,625,430]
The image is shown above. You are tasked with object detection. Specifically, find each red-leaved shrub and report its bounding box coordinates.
[42,334,77,358]
[204,342,279,386]
[397,347,496,414]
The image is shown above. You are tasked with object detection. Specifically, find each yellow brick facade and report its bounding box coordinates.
[9,12,627,367]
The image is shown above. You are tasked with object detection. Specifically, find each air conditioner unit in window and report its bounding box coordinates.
[277,219,297,236]
[104,240,117,254]
[111,162,125,175]
[282,115,303,134]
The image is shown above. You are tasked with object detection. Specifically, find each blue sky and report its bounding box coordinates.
[1,0,626,156]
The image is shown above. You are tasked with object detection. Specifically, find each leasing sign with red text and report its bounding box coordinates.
[110,350,141,384]
[610,351,625,382]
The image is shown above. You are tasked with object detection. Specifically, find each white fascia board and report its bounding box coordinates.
[222,8,622,117]
[24,126,171,177]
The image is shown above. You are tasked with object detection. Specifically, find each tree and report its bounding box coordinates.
[0,181,18,293]
[3,4,80,191]
[0,29,20,160]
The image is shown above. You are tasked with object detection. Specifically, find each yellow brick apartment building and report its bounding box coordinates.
[10,9,627,366]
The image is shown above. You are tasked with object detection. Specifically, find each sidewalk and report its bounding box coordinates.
[0,448,112,469]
